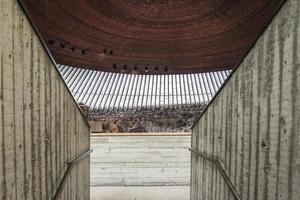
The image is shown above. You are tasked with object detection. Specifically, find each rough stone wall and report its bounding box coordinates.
[0,0,90,199]
[88,104,205,133]
[191,0,300,199]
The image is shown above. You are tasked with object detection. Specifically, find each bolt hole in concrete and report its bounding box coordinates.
[90,133,191,200]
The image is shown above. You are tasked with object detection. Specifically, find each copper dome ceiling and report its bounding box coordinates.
[20,0,284,74]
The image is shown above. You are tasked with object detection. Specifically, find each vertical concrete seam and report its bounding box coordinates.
[253,38,263,200]
[0,0,7,196]
[12,1,18,198]
[30,27,35,200]
[289,0,299,198]
[247,65,253,200]
[275,9,284,199]
[264,21,275,200]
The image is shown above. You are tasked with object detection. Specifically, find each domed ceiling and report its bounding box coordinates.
[20,0,284,74]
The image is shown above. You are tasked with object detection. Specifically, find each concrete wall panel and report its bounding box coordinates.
[0,0,90,199]
[191,0,300,199]
[91,135,191,186]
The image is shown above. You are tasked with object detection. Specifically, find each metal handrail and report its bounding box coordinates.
[53,149,93,200]
[189,148,240,200]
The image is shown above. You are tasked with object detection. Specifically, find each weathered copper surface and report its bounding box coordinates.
[20,0,284,74]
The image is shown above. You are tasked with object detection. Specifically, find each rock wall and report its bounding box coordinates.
[88,104,205,133]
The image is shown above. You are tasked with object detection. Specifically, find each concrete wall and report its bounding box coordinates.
[0,0,90,199]
[191,0,300,199]
[91,135,191,186]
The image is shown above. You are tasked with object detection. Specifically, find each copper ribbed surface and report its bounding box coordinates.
[21,0,284,74]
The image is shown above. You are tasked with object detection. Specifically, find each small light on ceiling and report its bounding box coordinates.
[48,39,55,45]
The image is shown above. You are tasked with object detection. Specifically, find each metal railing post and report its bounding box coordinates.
[53,149,93,200]
[189,148,240,200]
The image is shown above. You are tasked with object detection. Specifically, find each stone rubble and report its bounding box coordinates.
[87,104,206,133]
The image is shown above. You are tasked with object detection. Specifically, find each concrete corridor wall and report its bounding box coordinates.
[91,135,191,186]
[0,0,90,199]
[191,0,300,199]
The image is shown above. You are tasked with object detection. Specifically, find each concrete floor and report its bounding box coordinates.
[90,186,190,200]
